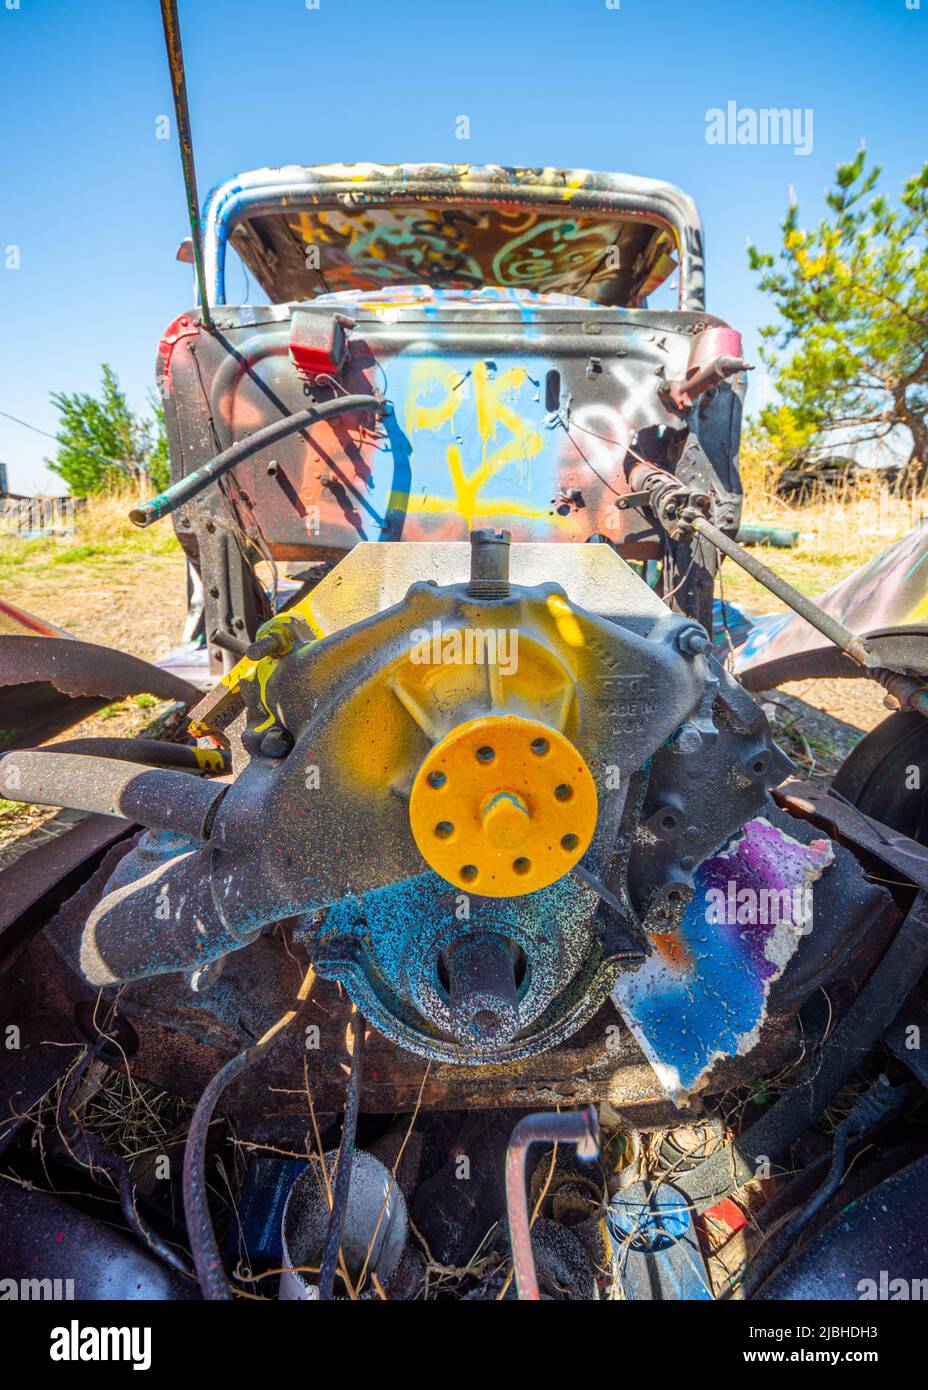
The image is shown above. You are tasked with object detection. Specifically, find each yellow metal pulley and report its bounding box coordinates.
[408,714,598,896]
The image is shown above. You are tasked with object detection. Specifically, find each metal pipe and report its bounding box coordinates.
[468,527,511,599]
[0,750,227,839]
[691,514,872,666]
[182,965,316,1299]
[661,355,749,413]
[318,1010,366,1300]
[505,1106,599,1301]
[129,394,382,528]
[158,0,212,329]
[447,934,520,1045]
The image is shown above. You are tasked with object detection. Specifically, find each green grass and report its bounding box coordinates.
[0,530,178,579]
[0,490,180,584]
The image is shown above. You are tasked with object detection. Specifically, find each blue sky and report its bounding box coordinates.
[0,0,924,492]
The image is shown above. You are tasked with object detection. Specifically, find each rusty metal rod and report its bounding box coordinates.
[505,1106,599,1301]
[159,0,212,329]
[691,514,872,667]
[182,966,317,1299]
[130,394,381,528]
[35,737,230,774]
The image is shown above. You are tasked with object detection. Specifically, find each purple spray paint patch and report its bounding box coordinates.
[611,818,834,1101]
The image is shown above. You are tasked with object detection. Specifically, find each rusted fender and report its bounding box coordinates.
[0,635,200,705]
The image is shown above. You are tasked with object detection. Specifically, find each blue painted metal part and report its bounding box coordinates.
[312,869,614,1064]
[231,1154,307,1265]
[608,1181,713,1299]
[612,818,834,1099]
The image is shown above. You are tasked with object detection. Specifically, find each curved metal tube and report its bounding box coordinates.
[38,737,230,774]
[318,1011,366,1300]
[505,1105,599,1300]
[182,965,316,1299]
[200,165,706,311]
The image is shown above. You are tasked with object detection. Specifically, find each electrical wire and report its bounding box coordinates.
[0,406,137,473]
[317,1009,366,1301]
[182,964,316,1299]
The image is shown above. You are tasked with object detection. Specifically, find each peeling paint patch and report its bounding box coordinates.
[611,818,834,1102]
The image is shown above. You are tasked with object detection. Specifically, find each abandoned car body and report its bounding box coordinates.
[1,161,927,1303]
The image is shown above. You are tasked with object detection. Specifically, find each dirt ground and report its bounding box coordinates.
[11,550,188,661]
[0,549,189,862]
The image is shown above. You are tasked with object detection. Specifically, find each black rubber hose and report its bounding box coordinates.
[0,749,227,838]
[182,967,315,1299]
[130,394,382,527]
[318,1011,366,1301]
[676,888,928,1213]
[30,737,230,775]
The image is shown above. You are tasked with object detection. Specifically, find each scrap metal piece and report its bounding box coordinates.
[734,524,928,688]
[612,817,835,1100]
[0,812,135,942]
[0,635,200,705]
[772,776,928,891]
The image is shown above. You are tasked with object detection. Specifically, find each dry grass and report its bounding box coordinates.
[724,448,927,610]
[0,488,179,580]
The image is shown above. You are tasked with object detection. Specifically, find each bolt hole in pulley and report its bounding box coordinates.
[409,714,598,896]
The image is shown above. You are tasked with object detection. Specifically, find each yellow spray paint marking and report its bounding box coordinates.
[216,609,323,706]
[237,654,280,733]
[407,361,466,435]
[545,594,586,648]
[193,747,227,772]
[406,359,544,526]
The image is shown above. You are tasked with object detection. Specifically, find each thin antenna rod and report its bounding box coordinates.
[159,0,213,329]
